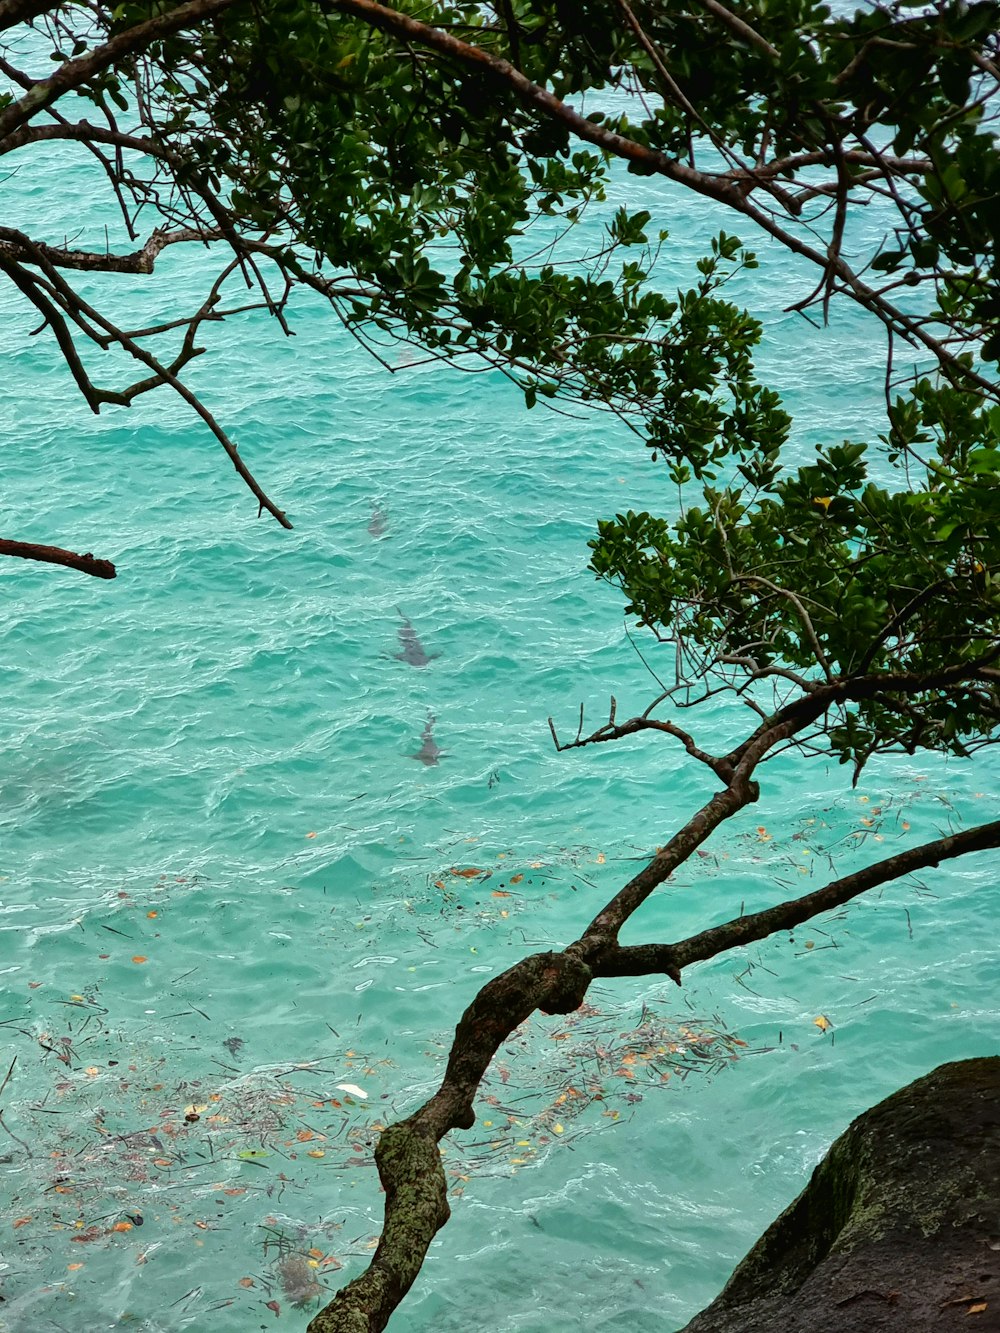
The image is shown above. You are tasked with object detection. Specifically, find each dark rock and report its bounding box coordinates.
[681,1057,1000,1333]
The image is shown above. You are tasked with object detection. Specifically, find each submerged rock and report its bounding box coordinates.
[681,1057,1000,1333]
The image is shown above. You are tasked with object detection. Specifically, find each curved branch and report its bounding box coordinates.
[0,537,116,578]
[730,574,833,680]
[2,234,291,527]
[308,951,592,1333]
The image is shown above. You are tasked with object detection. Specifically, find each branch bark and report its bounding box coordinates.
[0,538,116,578]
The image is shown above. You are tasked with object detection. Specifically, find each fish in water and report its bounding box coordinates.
[411,711,444,766]
[394,608,438,667]
[368,504,388,538]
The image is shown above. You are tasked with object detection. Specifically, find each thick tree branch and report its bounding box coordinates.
[598,816,1000,979]
[308,951,592,1333]
[312,764,1000,1332]
[0,118,168,160]
[0,0,57,32]
[0,538,116,578]
[0,224,215,273]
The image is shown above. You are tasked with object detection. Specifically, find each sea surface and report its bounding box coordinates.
[1,106,998,1333]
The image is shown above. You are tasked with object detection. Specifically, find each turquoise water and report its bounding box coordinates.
[1,129,998,1333]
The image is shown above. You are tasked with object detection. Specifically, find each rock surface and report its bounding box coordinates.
[680,1057,1000,1332]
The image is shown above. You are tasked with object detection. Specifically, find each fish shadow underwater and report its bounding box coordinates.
[392,608,439,668]
[410,711,445,766]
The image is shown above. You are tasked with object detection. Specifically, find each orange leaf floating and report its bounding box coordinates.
[449,866,484,878]
[491,890,510,898]
[238,1277,255,1289]
[67,1262,84,1271]
[305,832,317,839]
[131,956,148,965]
[111,1221,133,1233]
[509,873,524,885]
[12,1217,31,1229]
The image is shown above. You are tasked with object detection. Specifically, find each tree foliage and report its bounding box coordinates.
[2,0,1000,1329]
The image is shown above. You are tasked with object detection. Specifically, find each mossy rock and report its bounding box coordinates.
[681,1057,1000,1332]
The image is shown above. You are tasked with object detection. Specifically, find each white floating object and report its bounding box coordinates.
[336,1083,368,1099]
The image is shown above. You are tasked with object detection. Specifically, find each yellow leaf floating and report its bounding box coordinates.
[814,1015,832,1032]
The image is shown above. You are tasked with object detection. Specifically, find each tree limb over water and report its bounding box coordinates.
[2,3,998,1328]
[2,0,1000,547]
[0,538,116,578]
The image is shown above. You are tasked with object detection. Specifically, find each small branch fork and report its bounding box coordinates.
[549,693,735,782]
[311,661,1000,1333]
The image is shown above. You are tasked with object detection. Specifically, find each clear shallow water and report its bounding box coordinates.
[0,129,998,1333]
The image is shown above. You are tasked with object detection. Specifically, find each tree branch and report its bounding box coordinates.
[549,692,736,781]
[0,0,243,142]
[326,0,1000,400]
[311,776,1000,1333]
[0,224,216,274]
[598,816,1000,980]
[0,537,116,578]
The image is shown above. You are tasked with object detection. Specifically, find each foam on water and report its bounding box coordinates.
[0,133,997,1331]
